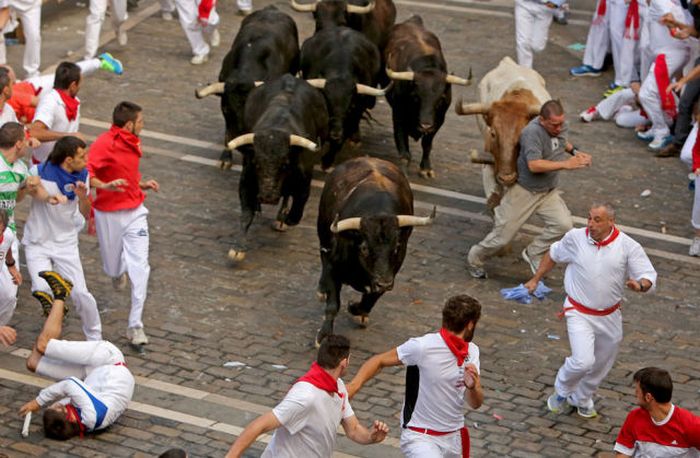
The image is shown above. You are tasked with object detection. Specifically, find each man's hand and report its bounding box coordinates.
[103,178,128,191]
[660,12,680,27]
[8,265,21,286]
[369,420,389,443]
[626,278,651,292]
[47,194,68,205]
[0,326,16,346]
[464,364,480,390]
[566,152,592,169]
[140,179,160,192]
[19,400,40,416]
[27,137,41,148]
[74,181,89,200]
[524,278,538,294]
[668,80,686,94]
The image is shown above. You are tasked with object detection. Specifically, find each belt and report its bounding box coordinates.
[558,296,621,319]
[407,426,470,457]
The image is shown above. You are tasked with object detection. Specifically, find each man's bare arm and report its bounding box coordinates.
[225,411,281,458]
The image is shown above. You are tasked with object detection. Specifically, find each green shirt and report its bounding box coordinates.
[0,153,29,233]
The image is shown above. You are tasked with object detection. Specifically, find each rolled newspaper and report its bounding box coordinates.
[21,412,31,438]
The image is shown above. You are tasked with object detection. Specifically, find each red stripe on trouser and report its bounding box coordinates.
[408,426,470,457]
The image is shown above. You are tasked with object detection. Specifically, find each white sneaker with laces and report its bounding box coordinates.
[689,237,700,256]
[521,248,540,275]
[209,28,220,48]
[162,10,173,21]
[127,327,149,345]
[191,53,209,65]
[576,404,598,418]
[580,106,598,123]
[117,27,128,46]
[546,392,571,414]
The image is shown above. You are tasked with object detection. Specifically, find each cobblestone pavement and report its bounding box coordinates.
[1,0,699,457]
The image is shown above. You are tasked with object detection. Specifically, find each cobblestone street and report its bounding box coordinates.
[0,0,699,456]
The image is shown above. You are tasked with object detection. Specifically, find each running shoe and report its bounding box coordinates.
[112,272,128,290]
[98,52,124,75]
[521,248,540,275]
[648,135,673,151]
[127,326,149,345]
[32,291,54,317]
[689,237,700,256]
[546,392,572,414]
[191,53,209,65]
[603,84,624,98]
[636,130,655,142]
[580,106,598,123]
[577,405,598,418]
[38,271,73,301]
[570,65,602,77]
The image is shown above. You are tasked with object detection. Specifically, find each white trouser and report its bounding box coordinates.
[24,242,102,341]
[160,0,175,12]
[237,0,252,11]
[25,58,101,100]
[595,87,648,127]
[618,2,646,85]
[94,205,150,329]
[36,339,124,380]
[514,0,554,69]
[174,0,219,57]
[2,2,42,78]
[0,263,18,326]
[85,0,128,59]
[680,123,700,229]
[639,49,689,139]
[615,107,648,128]
[554,304,623,409]
[583,0,626,79]
[400,428,463,458]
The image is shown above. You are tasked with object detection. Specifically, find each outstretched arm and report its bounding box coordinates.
[342,416,389,445]
[225,411,281,458]
[346,348,402,399]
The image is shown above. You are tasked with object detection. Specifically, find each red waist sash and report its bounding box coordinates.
[408,426,470,457]
[559,296,621,318]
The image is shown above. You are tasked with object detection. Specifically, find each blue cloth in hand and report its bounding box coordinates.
[500,282,552,304]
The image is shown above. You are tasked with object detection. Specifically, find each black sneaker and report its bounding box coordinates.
[38,271,73,301]
[32,291,54,317]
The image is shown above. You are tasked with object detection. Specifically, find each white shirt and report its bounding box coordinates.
[36,366,135,431]
[0,227,15,263]
[397,332,481,432]
[549,227,657,310]
[263,379,354,458]
[22,165,87,246]
[32,89,80,163]
[647,0,693,55]
[0,102,18,127]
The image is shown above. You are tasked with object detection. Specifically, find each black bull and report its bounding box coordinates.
[384,15,472,178]
[226,74,328,262]
[301,26,386,169]
[194,5,299,169]
[316,157,435,345]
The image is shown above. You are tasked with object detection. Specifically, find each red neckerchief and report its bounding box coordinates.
[586,226,620,249]
[111,125,143,157]
[624,0,640,40]
[297,362,342,397]
[65,404,86,439]
[654,54,677,119]
[592,0,606,25]
[439,328,469,366]
[56,89,80,121]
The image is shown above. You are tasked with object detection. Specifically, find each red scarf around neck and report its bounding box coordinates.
[297,362,342,397]
[586,226,620,249]
[65,404,86,438]
[439,328,469,366]
[56,89,80,121]
[624,0,640,40]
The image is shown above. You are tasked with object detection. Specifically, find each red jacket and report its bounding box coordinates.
[88,125,145,212]
[8,81,40,123]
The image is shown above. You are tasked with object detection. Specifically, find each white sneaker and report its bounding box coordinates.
[690,237,700,256]
[580,106,598,123]
[127,327,149,345]
[161,10,173,21]
[117,27,128,46]
[209,28,220,48]
[112,273,128,290]
[190,53,209,65]
[521,248,540,275]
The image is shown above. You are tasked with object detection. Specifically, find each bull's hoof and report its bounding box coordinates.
[272,220,288,232]
[316,291,327,302]
[227,249,246,262]
[350,314,370,328]
[220,160,232,170]
[418,169,436,178]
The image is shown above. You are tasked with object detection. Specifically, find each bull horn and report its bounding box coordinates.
[445,68,473,86]
[254,81,264,87]
[346,0,375,14]
[289,134,319,151]
[227,133,255,150]
[470,149,495,165]
[396,206,436,227]
[356,83,388,96]
[306,79,327,89]
[386,67,415,81]
[290,0,318,11]
[528,104,542,116]
[331,216,362,233]
[455,98,490,116]
[195,82,225,99]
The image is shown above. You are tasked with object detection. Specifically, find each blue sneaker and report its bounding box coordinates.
[570,64,603,77]
[636,130,654,142]
[98,52,124,75]
[648,135,673,151]
[547,392,572,414]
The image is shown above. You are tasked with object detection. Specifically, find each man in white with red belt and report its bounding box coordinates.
[525,202,657,418]
[347,295,484,457]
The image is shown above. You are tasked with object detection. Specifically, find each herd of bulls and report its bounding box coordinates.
[195,0,549,344]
